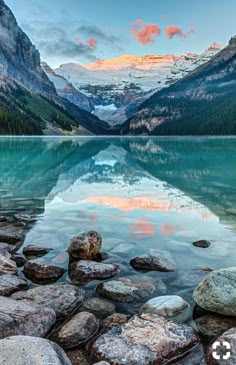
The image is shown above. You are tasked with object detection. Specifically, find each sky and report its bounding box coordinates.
[5,0,236,68]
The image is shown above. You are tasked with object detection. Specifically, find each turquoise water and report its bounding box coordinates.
[0,136,236,303]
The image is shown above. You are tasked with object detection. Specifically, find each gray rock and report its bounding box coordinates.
[0,275,28,296]
[79,297,116,319]
[195,314,236,340]
[0,254,17,275]
[193,267,236,316]
[0,336,72,365]
[68,231,102,262]
[0,296,56,338]
[12,283,85,319]
[192,240,211,248]
[130,255,176,272]
[93,362,110,365]
[23,261,66,284]
[91,313,199,365]
[0,230,22,244]
[23,244,53,258]
[140,295,191,322]
[0,242,17,256]
[11,253,27,267]
[69,260,120,285]
[52,312,99,349]
[202,328,236,364]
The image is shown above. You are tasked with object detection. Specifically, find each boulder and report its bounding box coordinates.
[52,312,99,349]
[140,295,191,322]
[0,275,28,296]
[193,267,236,316]
[91,313,199,365]
[0,336,72,365]
[0,254,17,275]
[0,296,56,338]
[11,253,27,267]
[0,230,22,244]
[202,328,236,364]
[192,240,211,248]
[23,261,66,284]
[79,297,116,319]
[68,231,102,262]
[130,255,176,272]
[23,244,53,258]
[12,283,85,319]
[195,314,236,340]
[69,260,120,285]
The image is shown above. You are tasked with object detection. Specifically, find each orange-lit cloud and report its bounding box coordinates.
[161,223,176,235]
[166,25,184,39]
[87,38,97,48]
[130,219,156,238]
[132,20,161,45]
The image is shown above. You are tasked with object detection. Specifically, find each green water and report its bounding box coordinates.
[0,136,236,307]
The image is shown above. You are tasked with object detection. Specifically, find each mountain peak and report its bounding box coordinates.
[229,35,236,45]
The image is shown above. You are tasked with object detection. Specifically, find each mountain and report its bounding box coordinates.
[55,46,223,126]
[121,37,236,135]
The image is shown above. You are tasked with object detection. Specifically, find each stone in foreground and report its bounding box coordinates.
[0,274,28,296]
[0,230,22,244]
[0,254,17,275]
[0,336,72,365]
[92,313,199,365]
[193,267,236,316]
[23,261,66,284]
[23,244,53,258]
[12,283,85,319]
[0,296,56,338]
[202,328,236,364]
[195,314,236,340]
[79,297,116,319]
[53,312,99,349]
[192,240,211,248]
[130,255,176,272]
[69,260,120,284]
[68,231,102,262]
[140,295,191,322]
[11,253,27,267]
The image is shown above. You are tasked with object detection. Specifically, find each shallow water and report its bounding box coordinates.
[0,136,236,311]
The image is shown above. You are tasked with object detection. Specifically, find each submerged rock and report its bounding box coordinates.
[23,261,66,284]
[23,244,53,258]
[79,297,116,319]
[91,313,199,365]
[0,336,72,365]
[0,254,17,275]
[52,312,99,349]
[68,231,102,262]
[193,267,236,316]
[11,253,27,267]
[192,240,211,248]
[0,296,56,338]
[202,328,236,364]
[69,260,120,285]
[0,275,28,296]
[0,230,22,244]
[12,283,85,319]
[140,295,191,322]
[195,314,236,340]
[130,255,176,272]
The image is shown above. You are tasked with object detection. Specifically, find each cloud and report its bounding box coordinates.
[166,25,184,39]
[132,20,161,45]
[87,38,97,48]
[187,28,195,36]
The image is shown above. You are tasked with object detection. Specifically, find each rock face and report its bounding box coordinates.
[69,260,120,284]
[192,240,211,248]
[97,276,166,303]
[140,295,191,322]
[193,267,236,316]
[12,283,85,319]
[0,230,21,244]
[0,274,28,296]
[0,336,72,365]
[91,313,199,365]
[68,231,102,262]
[130,255,176,272]
[79,297,116,319]
[202,328,236,364]
[23,261,66,284]
[23,244,53,258]
[0,296,56,338]
[195,314,236,340]
[53,312,99,349]
[0,254,17,274]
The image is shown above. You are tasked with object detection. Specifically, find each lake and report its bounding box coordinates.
[0,136,236,313]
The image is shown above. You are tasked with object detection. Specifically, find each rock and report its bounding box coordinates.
[130,255,176,272]
[140,295,191,322]
[91,313,199,365]
[193,240,211,248]
[11,253,27,267]
[69,260,120,285]
[23,244,53,258]
[95,252,110,262]
[79,297,116,319]
[66,349,89,365]
[52,312,99,349]
[173,269,211,289]
[0,231,22,244]
[195,314,236,340]
[0,254,17,274]
[23,261,66,284]
[0,336,72,365]
[96,276,166,303]
[68,231,102,262]
[102,313,128,330]
[0,242,17,255]
[0,275,28,296]
[12,283,85,319]
[14,213,34,222]
[202,328,236,364]
[93,363,110,365]
[0,296,56,338]
[0,216,7,222]
[175,344,205,364]
[193,267,236,316]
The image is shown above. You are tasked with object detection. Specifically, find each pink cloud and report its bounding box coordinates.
[187,28,195,36]
[74,38,84,47]
[132,21,161,45]
[166,25,184,39]
[87,38,97,48]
